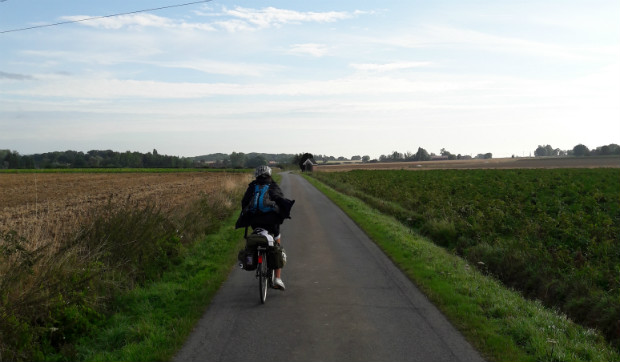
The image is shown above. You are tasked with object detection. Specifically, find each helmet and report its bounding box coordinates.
[254,165,272,178]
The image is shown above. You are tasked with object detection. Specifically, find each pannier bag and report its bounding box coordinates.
[267,244,287,269]
[246,229,274,248]
[238,248,257,271]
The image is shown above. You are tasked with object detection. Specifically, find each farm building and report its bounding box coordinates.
[303,158,316,172]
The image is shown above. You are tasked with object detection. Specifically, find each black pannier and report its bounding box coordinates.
[267,244,287,269]
[238,248,257,271]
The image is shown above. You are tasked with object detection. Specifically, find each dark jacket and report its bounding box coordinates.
[235,177,295,229]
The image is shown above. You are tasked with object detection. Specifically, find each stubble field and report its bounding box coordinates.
[0,170,251,361]
[0,171,251,247]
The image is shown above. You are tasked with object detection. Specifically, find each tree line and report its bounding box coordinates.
[3,142,617,170]
[0,149,194,169]
[534,143,620,157]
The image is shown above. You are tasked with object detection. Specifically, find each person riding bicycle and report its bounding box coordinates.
[236,165,294,290]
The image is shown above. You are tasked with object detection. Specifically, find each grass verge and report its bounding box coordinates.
[303,174,619,362]
[73,213,244,362]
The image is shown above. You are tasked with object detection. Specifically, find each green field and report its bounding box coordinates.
[311,169,620,349]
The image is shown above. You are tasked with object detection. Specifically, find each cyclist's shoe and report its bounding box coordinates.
[273,278,286,290]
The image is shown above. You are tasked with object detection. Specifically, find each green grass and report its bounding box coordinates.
[74,213,244,361]
[303,174,619,362]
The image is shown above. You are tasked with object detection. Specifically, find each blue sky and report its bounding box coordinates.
[1,0,618,158]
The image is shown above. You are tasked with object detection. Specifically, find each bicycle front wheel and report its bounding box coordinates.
[259,251,268,304]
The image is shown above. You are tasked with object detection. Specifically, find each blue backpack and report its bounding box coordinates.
[248,184,277,214]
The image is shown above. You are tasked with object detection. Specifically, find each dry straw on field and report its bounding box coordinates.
[0,172,250,251]
[0,171,251,361]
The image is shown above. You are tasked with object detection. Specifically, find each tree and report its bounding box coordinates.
[414,147,430,161]
[390,151,403,161]
[362,155,370,163]
[475,153,493,159]
[351,155,361,161]
[440,148,457,160]
[230,152,247,168]
[535,145,544,157]
[573,144,589,157]
[5,151,21,168]
[246,155,267,168]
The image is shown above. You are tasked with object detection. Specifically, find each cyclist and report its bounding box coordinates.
[236,165,294,290]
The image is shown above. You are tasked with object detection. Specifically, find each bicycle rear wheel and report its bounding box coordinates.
[259,250,268,304]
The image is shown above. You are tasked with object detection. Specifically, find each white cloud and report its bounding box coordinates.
[289,43,329,57]
[222,6,354,29]
[350,61,433,72]
[60,14,178,30]
[149,59,277,77]
[62,6,359,33]
[378,25,614,62]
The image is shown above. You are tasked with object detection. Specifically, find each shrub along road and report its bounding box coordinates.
[173,173,485,362]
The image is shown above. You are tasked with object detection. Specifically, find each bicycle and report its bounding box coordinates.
[243,227,275,304]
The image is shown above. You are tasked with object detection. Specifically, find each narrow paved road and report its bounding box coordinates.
[174,173,485,362]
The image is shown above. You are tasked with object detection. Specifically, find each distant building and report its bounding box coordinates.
[303,158,316,172]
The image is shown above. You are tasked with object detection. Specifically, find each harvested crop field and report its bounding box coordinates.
[316,156,620,172]
[0,171,251,246]
[0,170,252,361]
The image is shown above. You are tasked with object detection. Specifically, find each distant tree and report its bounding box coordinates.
[593,144,620,156]
[414,147,430,161]
[362,155,370,162]
[230,151,247,168]
[351,155,361,161]
[5,151,21,168]
[390,151,403,161]
[573,144,590,157]
[246,155,267,168]
[295,153,314,171]
[535,145,550,157]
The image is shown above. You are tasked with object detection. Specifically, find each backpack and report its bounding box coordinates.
[247,184,277,214]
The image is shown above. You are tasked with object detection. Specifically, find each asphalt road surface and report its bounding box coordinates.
[173,173,486,362]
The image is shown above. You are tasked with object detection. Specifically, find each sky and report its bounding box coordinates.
[1,0,619,159]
